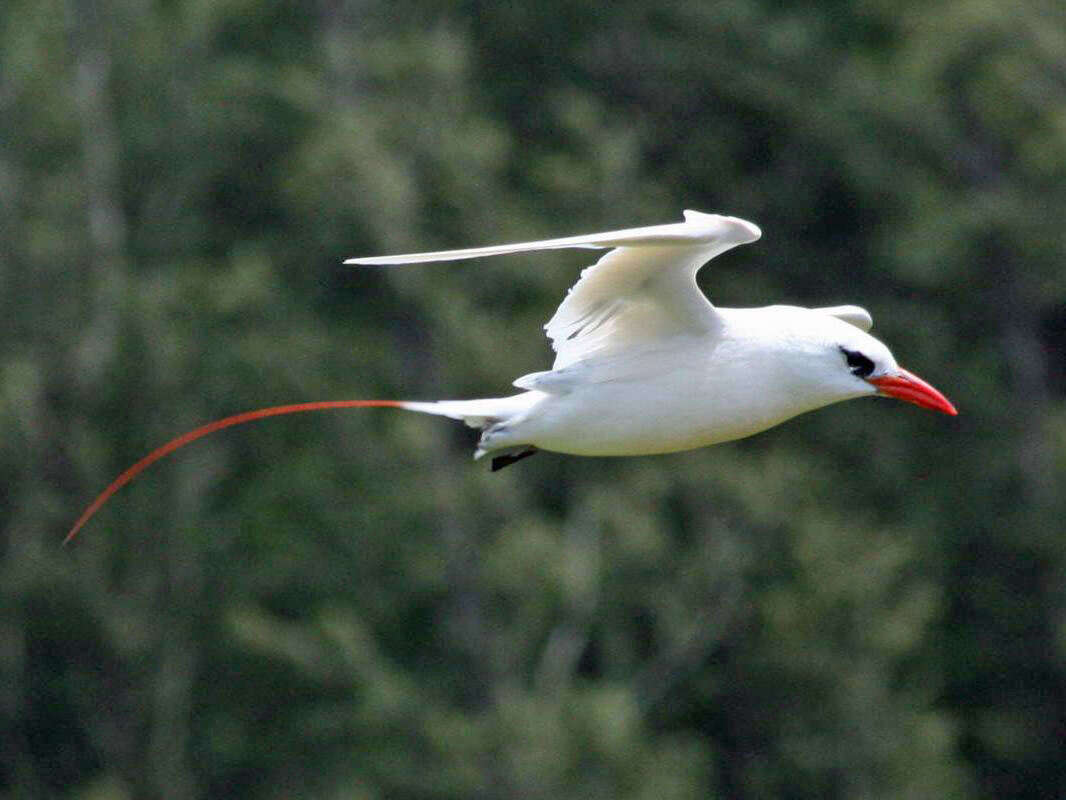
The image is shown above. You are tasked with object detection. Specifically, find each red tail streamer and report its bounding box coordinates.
[65,400,403,544]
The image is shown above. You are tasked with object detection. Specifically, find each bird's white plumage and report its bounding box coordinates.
[347,210,955,460]
[349,210,761,369]
[62,210,957,542]
[344,210,754,265]
[814,305,873,332]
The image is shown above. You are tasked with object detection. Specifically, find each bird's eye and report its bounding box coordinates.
[841,348,875,378]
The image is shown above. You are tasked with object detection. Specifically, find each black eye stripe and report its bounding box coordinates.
[841,347,875,378]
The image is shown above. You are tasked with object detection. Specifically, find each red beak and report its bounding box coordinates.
[867,368,958,416]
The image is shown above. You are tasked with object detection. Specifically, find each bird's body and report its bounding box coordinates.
[350,211,954,464]
[406,305,886,458]
[66,211,956,540]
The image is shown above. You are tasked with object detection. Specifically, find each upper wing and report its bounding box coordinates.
[814,305,873,331]
[347,210,761,369]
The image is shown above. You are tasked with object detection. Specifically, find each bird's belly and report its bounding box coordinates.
[516,380,799,457]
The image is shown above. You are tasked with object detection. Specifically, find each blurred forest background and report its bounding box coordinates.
[2,0,1065,797]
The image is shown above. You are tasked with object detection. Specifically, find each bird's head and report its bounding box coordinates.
[808,306,957,416]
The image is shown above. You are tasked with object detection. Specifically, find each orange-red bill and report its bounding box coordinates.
[868,368,957,416]
[65,400,403,545]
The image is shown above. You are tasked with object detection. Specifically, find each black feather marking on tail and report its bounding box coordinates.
[491,448,538,472]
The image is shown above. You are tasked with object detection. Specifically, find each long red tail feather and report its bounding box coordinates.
[65,400,403,544]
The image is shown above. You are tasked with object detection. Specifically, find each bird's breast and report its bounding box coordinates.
[514,349,815,456]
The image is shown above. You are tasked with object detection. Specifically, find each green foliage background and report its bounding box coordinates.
[3,1,1065,797]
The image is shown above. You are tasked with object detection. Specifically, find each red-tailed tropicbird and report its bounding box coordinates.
[66,211,956,541]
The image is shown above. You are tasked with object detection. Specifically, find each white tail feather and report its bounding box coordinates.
[399,393,541,430]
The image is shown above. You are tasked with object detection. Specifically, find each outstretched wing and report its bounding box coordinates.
[347,210,761,369]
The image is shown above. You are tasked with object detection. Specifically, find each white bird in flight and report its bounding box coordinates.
[67,211,956,541]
